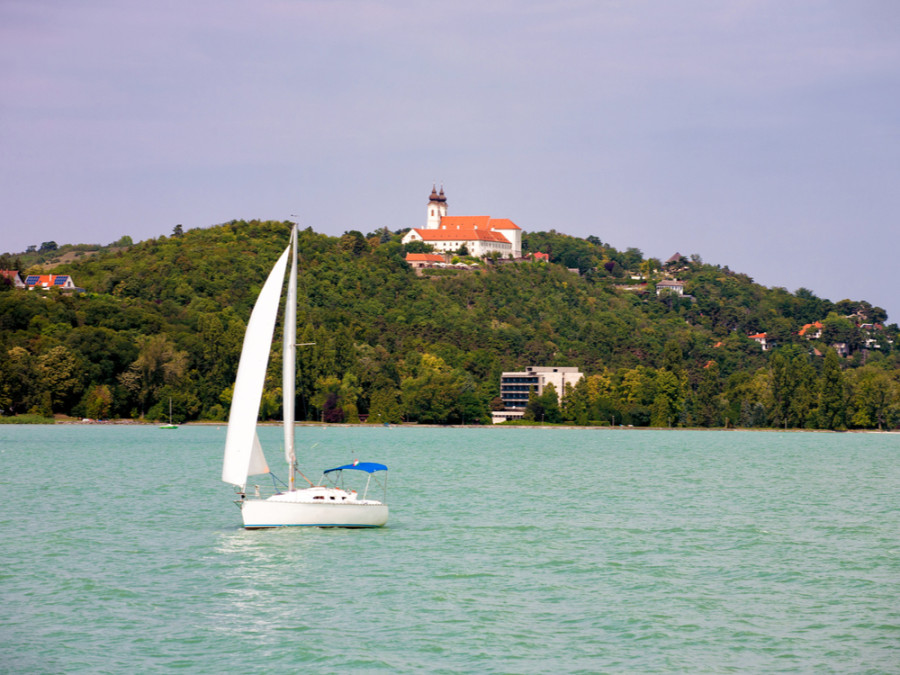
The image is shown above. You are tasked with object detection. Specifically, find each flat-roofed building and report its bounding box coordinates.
[493,366,583,423]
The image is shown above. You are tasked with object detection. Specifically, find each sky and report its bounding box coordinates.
[2,0,899,322]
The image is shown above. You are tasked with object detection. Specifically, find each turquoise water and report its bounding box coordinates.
[1,426,897,673]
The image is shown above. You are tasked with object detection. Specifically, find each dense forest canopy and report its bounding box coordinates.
[1,220,898,429]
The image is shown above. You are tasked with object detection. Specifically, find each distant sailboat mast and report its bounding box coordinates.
[283,224,298,492]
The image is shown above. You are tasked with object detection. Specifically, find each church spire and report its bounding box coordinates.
[426,183,448,229]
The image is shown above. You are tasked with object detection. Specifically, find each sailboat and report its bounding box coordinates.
[221,223,389,529]
[160,398,178,429]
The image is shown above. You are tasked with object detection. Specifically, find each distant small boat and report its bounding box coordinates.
[222,222,388,528]
[160,398,178,430]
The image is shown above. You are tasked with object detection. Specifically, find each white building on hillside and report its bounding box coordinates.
[656,279,685,296]
[402,186,522,258]
[492,366,583,424]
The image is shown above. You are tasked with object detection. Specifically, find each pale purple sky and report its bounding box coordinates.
[2,1,899,321]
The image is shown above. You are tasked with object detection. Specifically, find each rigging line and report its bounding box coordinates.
[268,472,288,488]
[294,465,315,487]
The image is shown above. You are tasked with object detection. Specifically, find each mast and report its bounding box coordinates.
[283,223,298,490]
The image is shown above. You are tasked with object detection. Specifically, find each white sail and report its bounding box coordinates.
[222,245,291,488]
[248,431,269,476]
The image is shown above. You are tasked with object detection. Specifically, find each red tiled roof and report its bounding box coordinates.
[440,216,491,230]
[439,216,521,231]
[749,332,767,340]
[486,218,521,231]
[405,253,445,262]
[411,228,511,244]
[798,321,823,336]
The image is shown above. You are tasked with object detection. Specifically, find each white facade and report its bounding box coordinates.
[656,280,684,296]
[496,225,522,259]
[499,366,583,411]
[491,409,526,424]
[401,229,513,258]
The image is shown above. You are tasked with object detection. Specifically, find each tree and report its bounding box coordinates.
[525,383,560,423]
[403,240,435,254]
[818,348,846,430]
[822,313,859,349]
[562,379,590,425]
[312,375,343,422]
[36,345,84,413]
[693,361,723,427]
[400,354,486,424]
[83,384,114,419]
[339,372,362,423]
[540,383,561,423]
[769,350,796,427]
[661,340,684,373]
[650,370,683,427]
[0,347,37,415]
[173,224,184,237]
[119,334,189,417]
[111,235,133,247]
[339,230,368,256]
[39,241,58,252]
[848,366,895,430]
[368,387,403,424]
[788,354,818,428]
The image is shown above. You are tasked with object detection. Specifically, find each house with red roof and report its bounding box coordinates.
[401,186,522,258]
[0,270,25,289]
[749,332,775,351]
[798,321,823,339]
[24,274,76,290]
[405,253,447,268]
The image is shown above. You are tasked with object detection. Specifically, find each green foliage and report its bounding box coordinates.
[818,349,846,430]
[524,382,561,423]
[0,414,55,424]
[0,220,897,429]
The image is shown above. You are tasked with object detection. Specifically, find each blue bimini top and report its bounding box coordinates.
[323,462,388,474]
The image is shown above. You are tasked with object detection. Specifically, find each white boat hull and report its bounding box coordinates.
[240,495,388,529]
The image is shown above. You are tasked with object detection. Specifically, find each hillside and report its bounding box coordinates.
[1,221,898,429]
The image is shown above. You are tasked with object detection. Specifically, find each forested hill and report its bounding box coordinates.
[1,220,898,429]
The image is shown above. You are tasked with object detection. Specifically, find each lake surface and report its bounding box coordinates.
[1,425,897,673]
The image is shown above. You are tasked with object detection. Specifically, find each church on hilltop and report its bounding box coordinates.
[401,186,522,258]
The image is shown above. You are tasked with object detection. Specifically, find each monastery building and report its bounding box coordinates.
[401,187,522,258]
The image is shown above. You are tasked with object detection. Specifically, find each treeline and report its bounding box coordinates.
[516,346,894,430]
[1,220,898,429]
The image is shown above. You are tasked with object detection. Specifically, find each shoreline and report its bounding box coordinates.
[5,415,896,433]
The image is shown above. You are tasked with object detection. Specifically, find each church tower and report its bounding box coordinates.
[426,184,447,230]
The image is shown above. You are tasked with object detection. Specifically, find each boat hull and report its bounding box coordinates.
[240,499,388,529]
